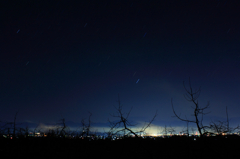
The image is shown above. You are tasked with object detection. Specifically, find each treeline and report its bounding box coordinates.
[1,78,240,139]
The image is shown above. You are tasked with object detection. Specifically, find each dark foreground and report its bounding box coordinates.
[1,135,239,159]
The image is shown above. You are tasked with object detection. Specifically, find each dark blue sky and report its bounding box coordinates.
[1,0,240,134]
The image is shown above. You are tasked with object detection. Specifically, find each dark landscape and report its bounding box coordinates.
[1,135,240,159]
[2,1,240,158]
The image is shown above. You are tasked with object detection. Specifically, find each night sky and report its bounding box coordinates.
[1,0,240,135]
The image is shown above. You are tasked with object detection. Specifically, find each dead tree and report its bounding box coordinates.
[13,111,19,138]
[168,125,176,135]
[0,121,7,136]
[24,125,29,138]
[171,78,210,138]
[160,125,175,135]
[224,106,240,133]
[81,112,92,137]
[108,94,157,138]
[209,120,226,134]
[57,117,69,137]
[191,127,196,135]
[161,125,168,136]
[181,118,190,136]
[6,111,21,139]
[209,106,240,134]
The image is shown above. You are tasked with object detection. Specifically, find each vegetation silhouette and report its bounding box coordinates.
[171,78,211,138]
[1,81,240,158]
[171,78,240,137]
[108,94,157,137]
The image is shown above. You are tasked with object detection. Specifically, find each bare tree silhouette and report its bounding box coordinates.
[209,106,239,135]
[223,106,240,133]
[57,117,69,137]
[171,78,210,138]
[161,125,168,136]
[167,125,176,135]
[81,112,92,137]
[12,111,19,138]
[108,94,157,138]
[181,120,190,137]
[5,111,22,139]
[159,125,175,136]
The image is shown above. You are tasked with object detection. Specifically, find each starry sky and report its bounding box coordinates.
[1,0,240,135]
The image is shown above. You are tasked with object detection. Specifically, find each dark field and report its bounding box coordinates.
[1,136,239,159]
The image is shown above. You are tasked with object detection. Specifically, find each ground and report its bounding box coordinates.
[0,136,239,159]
